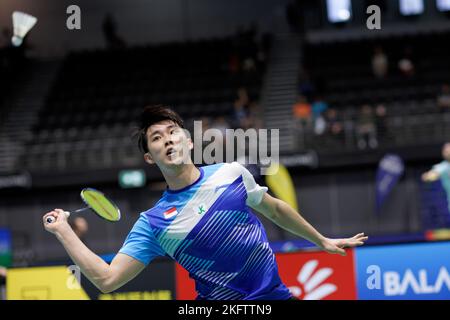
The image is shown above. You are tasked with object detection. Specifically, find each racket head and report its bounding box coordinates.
[80,188,121,222]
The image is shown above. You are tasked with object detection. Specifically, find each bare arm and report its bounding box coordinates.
[43,209,145,293]
[422,170,440,182]
[249,193,368,255]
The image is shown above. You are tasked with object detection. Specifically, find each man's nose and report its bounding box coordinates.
[164,137,174,147]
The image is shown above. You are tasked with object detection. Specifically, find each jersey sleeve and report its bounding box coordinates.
[233,162,268,206]
[432,161,449,175]
[118,214,165,266]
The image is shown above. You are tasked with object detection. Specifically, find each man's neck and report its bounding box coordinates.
[162,163,201,191]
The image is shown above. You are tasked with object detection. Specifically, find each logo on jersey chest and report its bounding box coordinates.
[196,204,207,215]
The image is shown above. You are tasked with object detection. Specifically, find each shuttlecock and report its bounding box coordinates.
[11,11,38,47]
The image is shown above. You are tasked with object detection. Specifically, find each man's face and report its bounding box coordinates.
[144,120,193,167]
[443,143,450,162]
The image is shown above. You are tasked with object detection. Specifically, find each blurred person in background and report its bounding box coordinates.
[43,105,367,300]
[356,105,378,150]
[69,217,89,243]
[232,99,249,129]
[375,104,388,143]
[325,108,344,138]
[311,95,328,136]
[398,46,415,77]
[232,87,251,129]
[292,95,312,143]
[437,84,450,111]
[247,101,263,130]
[372,46,389,79]
[422,142,450,213]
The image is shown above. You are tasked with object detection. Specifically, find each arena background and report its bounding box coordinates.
[1,0,450,300]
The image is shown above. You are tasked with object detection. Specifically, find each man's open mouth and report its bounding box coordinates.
[166,148,177,156]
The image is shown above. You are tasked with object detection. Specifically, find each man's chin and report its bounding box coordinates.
[164,156,189,166]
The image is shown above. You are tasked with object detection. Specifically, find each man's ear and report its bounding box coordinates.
[187,138,194,151]
[144,152,155,165]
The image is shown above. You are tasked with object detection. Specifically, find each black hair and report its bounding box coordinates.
[136,105,184,154]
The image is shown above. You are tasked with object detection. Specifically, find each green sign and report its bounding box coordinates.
[119,170,146,189]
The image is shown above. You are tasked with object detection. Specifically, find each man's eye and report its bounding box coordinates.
[153,136,161,141]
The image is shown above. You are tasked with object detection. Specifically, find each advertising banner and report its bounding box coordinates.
[355,242,450,299]
[7,257,175,300]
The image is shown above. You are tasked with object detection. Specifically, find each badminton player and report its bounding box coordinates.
[43,105,368,300]
[422,142,450,211]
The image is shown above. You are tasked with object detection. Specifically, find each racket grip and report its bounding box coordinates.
[46,211,70,224]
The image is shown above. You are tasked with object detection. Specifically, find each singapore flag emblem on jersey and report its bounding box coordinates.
[164,207,178,219]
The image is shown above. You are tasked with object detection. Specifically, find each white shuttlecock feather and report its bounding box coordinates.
[11,11,38,47]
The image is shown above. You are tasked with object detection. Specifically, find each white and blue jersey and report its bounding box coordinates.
[119,162,292,300]
[433,161,450,211]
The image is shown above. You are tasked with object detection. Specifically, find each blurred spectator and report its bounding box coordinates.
[293,95,312,125]
[236,87,250,106]
[311,96,328,135]
[437,84,450,111]
[375,104,388,141]
[311,96,328,118]
[247,102,263,130]
[325,108,343,137]
[356,105,378,150]
[69,217,89,243]
[372,46,389,79]
[102,14,126,49]
[233,99,248,129]
[232,87,250,128]
[292,95,312,149]
[398,47,415,77]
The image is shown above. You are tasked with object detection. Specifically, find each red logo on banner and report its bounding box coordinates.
[275,249,357,300]
[175,249,357,300]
